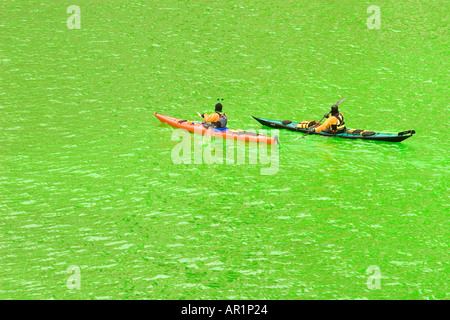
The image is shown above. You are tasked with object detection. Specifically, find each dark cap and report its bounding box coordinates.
[330,105,339,115]
[215,103,222,112]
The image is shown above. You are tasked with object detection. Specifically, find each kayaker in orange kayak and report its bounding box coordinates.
[198,101,228,128]
[310,104,346,133]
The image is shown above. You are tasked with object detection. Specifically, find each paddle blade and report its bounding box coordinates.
[335,97,347,106]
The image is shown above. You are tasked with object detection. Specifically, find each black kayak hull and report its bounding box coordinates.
[252,116,415,142]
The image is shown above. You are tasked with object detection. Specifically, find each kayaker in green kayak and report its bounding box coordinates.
[310,104,346,133]
[197,101,228,128]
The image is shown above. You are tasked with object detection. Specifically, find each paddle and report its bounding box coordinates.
[294,98,347,140]
[334,97,347,107]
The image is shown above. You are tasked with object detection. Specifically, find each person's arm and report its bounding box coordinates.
[314,116,337,132]
[203,113,220,122]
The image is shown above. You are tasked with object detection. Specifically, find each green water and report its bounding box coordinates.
[1,0,448,299]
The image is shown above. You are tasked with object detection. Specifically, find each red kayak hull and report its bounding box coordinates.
[154,113,278,144]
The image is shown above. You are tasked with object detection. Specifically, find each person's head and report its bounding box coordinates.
[330,105,339,116]
[215,103,223,112]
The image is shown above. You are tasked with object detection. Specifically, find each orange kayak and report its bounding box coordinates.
[154,113,279,144]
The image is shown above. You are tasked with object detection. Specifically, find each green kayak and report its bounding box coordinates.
[252,116,415,142]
